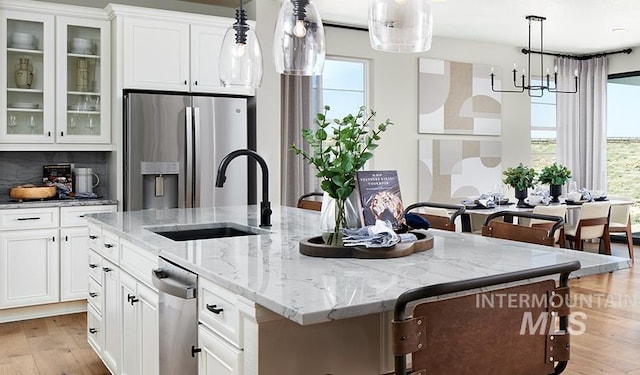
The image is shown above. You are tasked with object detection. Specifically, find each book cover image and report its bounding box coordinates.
[43,164,73,193]
[355,170,406,230]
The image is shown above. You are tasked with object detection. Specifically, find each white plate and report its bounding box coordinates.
[9,43,37,50]
[70,47,94,55]
[10,103,39,109]
[68,104,96,111]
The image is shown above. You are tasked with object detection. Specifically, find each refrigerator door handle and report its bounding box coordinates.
[193,106,201,208]
[185,107,194,208]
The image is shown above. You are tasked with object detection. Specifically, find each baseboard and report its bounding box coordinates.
[0,300,87,323]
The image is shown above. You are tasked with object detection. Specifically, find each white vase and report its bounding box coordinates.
[320,191,360,246]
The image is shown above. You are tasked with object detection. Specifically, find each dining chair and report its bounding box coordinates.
[391,261,581,375]
[403,202,465,231]
[608,202,634,262]
[564,202,612,254]
[530,205,568,247]
[481,211,565,247]
[296,192,323,211]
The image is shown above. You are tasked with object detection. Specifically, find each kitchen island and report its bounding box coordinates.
[86,205,631,374]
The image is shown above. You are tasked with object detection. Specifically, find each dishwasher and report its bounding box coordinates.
[152,257,198,375]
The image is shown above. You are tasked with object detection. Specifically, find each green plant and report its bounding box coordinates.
[291,105,393,245]
[502,163,537,191]
[538,162,572,185]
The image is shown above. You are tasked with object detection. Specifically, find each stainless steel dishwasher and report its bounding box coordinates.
[152,257,198,375]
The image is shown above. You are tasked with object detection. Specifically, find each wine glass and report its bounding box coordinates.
[69,114,77,133]
[568,180,578,193]
[8,115,17,132]
[87,115,94,134]
[28,115,36,134]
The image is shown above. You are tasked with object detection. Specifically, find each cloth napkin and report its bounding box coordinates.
[461,193,495,208]
[341,220,417,248]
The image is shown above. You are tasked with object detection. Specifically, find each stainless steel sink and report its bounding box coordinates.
[147,222,270,241]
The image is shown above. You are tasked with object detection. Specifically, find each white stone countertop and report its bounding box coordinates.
[86,205,631,325]
[0,198,118,209]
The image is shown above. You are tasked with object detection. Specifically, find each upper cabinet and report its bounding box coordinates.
[56,16,111,144]
[0,2,111,150]
[1,10,55,144]
[111,4,253,96]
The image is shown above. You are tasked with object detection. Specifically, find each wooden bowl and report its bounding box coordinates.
[9,186,57,202]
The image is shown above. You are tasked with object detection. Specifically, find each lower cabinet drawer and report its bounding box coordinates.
[87,304,104,355]
[0,207,59,230]
[198,325,242,375]
[60,205,117,227]
[88,250,103,284]
[198,277,240,347]
[88,276,102,313]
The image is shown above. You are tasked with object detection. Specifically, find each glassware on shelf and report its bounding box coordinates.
[28,115,36,134]
[87,116,95,134]
[69,114,77,132]
[8,115,17,128]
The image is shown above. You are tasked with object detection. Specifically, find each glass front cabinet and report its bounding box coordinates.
[1,10,110,146]
[1,11,54,143]
[56,16,110,144]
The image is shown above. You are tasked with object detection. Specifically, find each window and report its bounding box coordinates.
[321,57,368,120]
[530,79,557,171]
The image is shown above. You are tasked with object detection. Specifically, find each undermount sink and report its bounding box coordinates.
[147,222,270,241]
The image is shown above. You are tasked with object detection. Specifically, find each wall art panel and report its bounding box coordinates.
[418,58,502,135]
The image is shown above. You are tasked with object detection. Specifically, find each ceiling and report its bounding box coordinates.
[313,0,640,55]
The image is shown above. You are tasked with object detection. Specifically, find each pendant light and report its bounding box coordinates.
[369,0,433,53]
[273,0,325,76]
[219,0,263,88]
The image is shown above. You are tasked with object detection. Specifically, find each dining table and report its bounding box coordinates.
[460,197,633,233]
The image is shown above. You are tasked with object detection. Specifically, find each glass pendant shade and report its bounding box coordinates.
[273,0,325,76]
[369,0,433,53]
[219,24,263,88]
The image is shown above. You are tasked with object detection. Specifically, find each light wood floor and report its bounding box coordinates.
[0,243,637,375]
[0,312,108,375]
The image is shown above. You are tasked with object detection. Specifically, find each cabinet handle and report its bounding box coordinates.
[89,328,97,334]
[191,346,201,357]
[17,217,40,221]
[104,243,114,248]
[89,292,98,298]
[194,80,198,85]
[48,131,51,137]
[60,131,64,137]
[79,215,86,218]
[102,267,112,273]
[65,235,69,242]
[52,236,55,242]
[206,304,224,314]
[89,263,98,268]
[127,293,139,304]
[184,80,187,85]
[89,235,98,240]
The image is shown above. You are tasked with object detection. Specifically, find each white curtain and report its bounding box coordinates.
[280,75,322,207]
[556,56,608,190]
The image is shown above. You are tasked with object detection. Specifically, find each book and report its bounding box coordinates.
[355,170,406,230]
[43,164,73,193]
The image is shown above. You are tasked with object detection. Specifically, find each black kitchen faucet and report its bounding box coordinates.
[215,149,272,227]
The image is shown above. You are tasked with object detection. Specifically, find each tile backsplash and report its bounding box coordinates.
[0,151,111,198]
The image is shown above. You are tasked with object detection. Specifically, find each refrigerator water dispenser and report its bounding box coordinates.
[141,161,179,210]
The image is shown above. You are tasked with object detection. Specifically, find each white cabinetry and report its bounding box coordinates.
[110,4,251,96]
[87,225,158,375]
[0,1,111,150]
[0,204,116,316]
[0,207,59,308]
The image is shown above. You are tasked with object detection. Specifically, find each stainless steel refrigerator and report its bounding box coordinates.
[124,92,254,211]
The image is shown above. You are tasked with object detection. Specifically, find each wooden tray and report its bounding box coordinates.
[299,231,434,259]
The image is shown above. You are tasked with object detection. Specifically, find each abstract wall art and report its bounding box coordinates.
[418,139,502,202]
[418,58,502,135]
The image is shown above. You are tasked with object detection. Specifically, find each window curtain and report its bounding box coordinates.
[280,75,322,207]
[556,56,608,190]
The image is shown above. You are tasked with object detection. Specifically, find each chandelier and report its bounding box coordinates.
[490,16,578,97]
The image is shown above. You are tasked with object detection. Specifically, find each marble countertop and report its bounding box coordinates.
[0,198,118,210]
[86,205,631,325]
